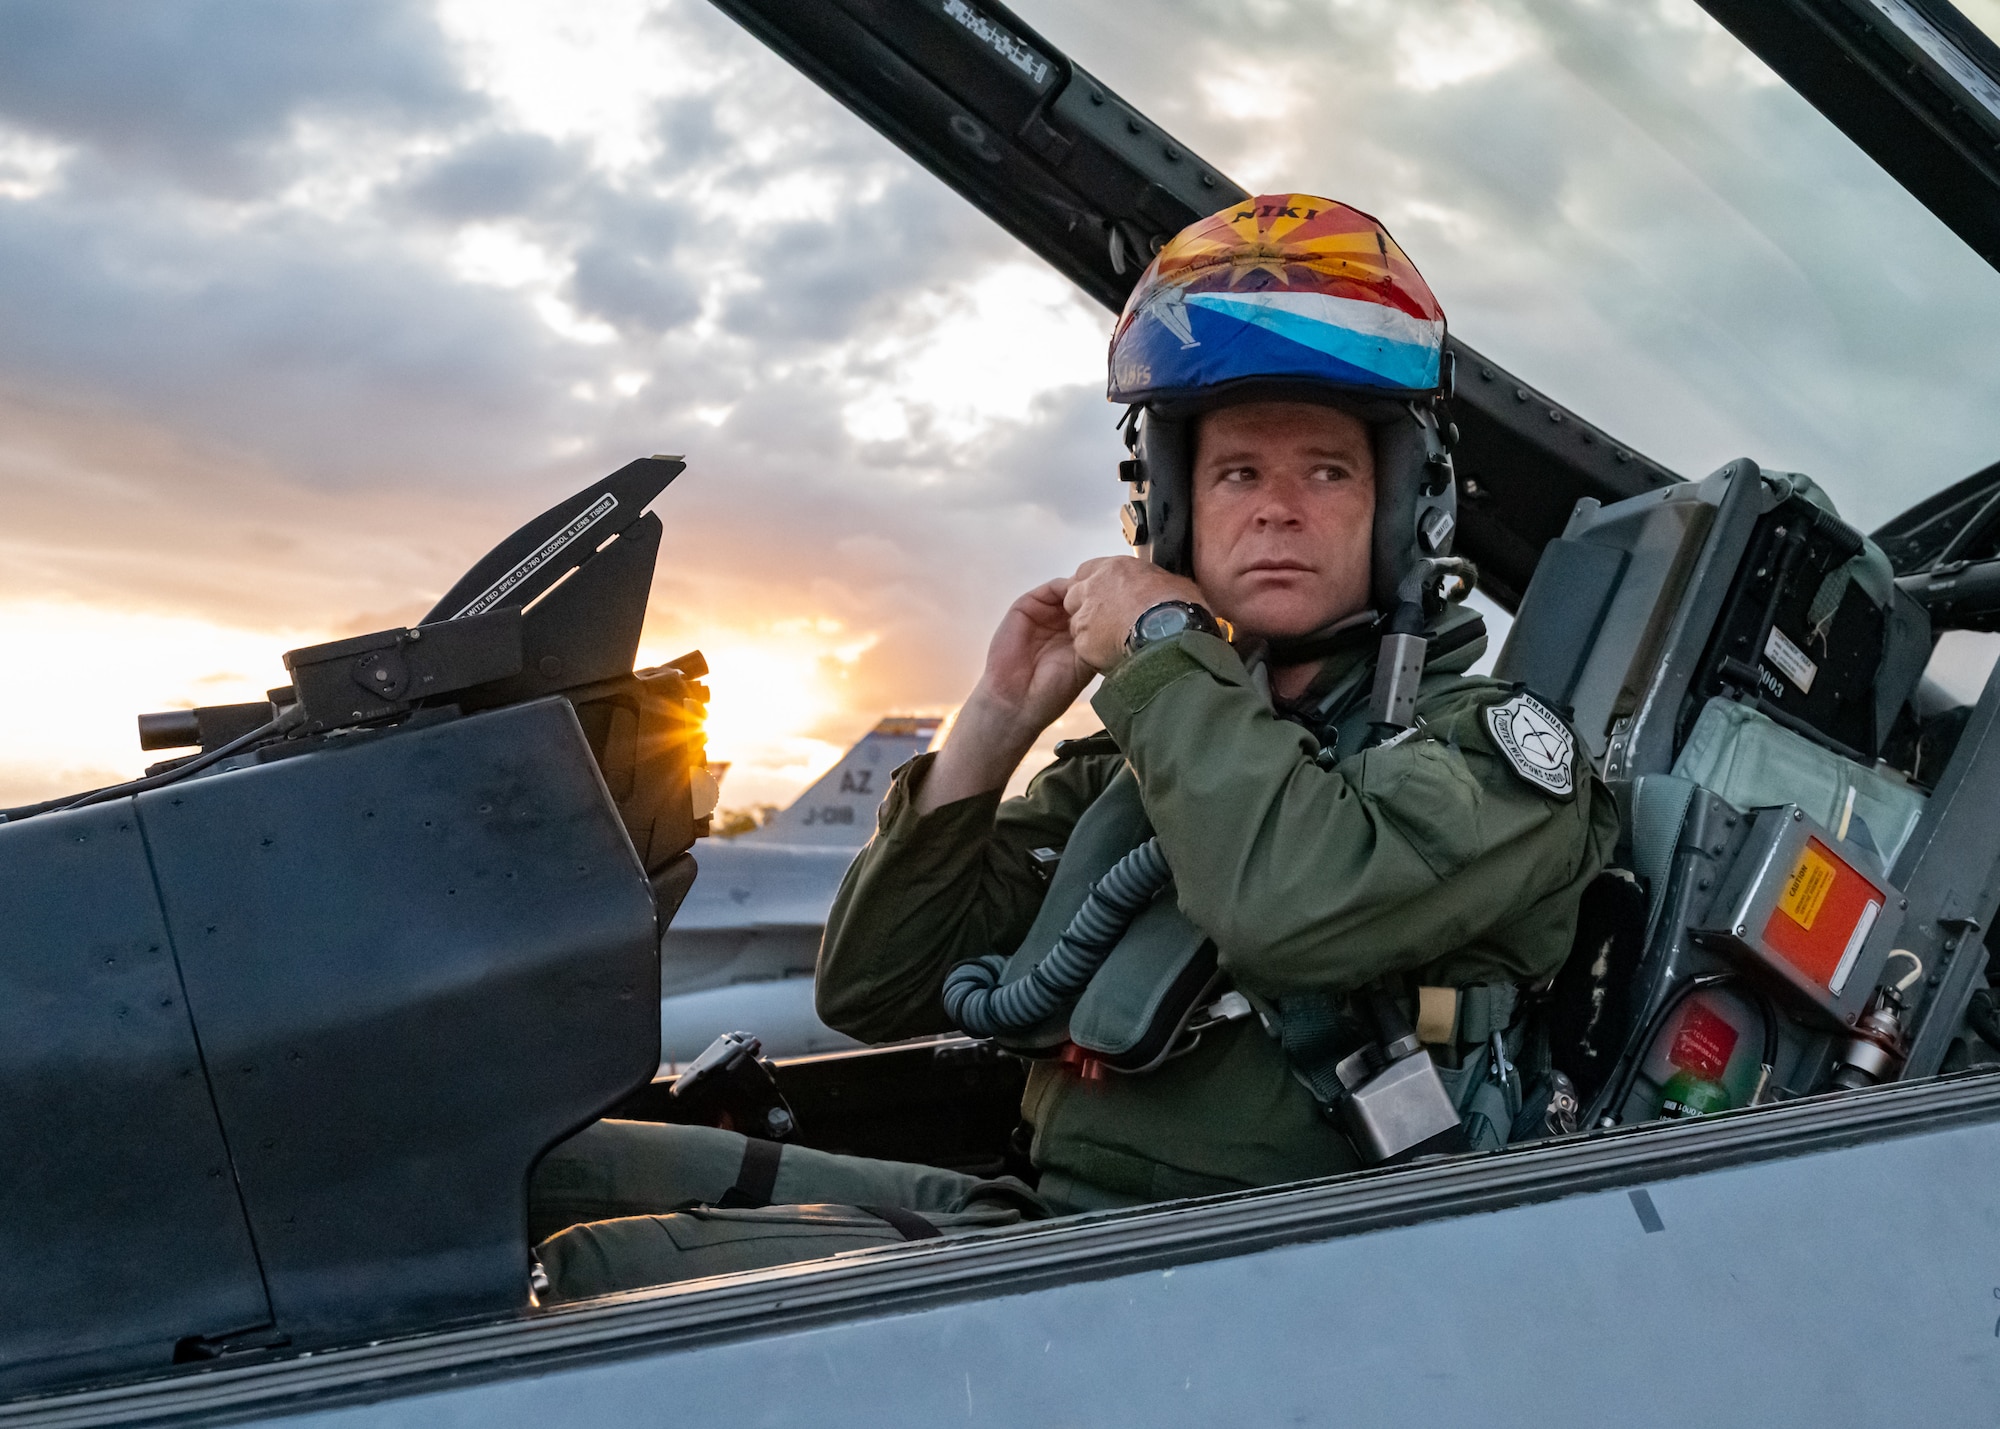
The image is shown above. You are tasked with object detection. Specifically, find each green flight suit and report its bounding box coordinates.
[530,1120,1043,1302]
[530,619,1616,1296]
[816,624,1618,1204]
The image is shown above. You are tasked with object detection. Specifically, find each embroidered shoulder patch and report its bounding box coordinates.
[1483,692,1575,798]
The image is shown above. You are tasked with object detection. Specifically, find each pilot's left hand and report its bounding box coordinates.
[1064,556,1207,673]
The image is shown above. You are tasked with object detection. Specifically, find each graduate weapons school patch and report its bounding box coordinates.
[1484,692,1576,798]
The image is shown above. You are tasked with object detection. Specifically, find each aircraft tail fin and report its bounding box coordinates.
[746,716,941,845]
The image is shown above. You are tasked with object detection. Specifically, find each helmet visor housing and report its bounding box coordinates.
[1108,196,1446,407]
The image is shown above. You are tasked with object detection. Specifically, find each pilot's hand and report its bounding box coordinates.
[916,579,1094,814]
[975,577,1096,732]
[1064,556,1206,673]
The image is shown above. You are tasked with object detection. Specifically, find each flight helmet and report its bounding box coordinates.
[1107,195,1464,672]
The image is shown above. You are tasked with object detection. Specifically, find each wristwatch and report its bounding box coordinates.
[1125,600,1230,656]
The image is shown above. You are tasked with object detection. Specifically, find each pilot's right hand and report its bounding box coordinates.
[977,577,1096,731]
[914,578,1093,814]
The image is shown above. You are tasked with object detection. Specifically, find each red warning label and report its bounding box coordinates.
[1668,1000,1740,1081]
[1760,837,1887,993]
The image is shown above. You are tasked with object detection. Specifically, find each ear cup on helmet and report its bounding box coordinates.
[1133,412,1196,576]
[1369,405,1457,613]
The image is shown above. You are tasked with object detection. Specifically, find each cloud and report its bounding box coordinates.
[569,240,699,335]
[1026,0,2000,528]
[0,0,478,194]
[397,130,585,222]
[0,192,578,486]
[3,0,1999,808]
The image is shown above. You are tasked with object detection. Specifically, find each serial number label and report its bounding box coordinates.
[1778,845,1835,930]
[941,0,1053,87]
[1763,625,1819,694]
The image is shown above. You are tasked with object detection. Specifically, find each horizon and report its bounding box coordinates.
[3,0,1996,812]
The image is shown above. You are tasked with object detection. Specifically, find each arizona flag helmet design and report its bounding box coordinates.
[1108,195,1446,405]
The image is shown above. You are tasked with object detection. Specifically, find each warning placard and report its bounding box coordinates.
[1668,999,1740,1081]
[1778,845,1835,930]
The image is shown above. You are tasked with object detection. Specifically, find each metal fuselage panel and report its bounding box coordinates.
[137,700,662,1345]
[0,698,664,1391]
[0,804,270,1388]
[34,1074,2000,1428]
[667,842,861,934]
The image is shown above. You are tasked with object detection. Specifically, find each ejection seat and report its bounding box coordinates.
[1493,458,1955,1127]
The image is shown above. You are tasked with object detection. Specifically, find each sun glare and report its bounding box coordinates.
[639,623,884,810]
[0,593,904,816]
[0,601,329,807]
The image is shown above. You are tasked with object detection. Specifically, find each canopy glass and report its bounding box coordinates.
[1955,0,2000,47]
[1014,0,2000,532]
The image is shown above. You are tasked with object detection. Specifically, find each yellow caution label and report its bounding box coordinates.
[1778,845,1836,930]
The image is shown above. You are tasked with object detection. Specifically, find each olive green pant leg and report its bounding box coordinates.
[767,1137,1026,1213]
[529,1118,1022,1242]
[529,1119,1050,1300]
[1032,1170,1148,1216]
[538,1201,1037,1302]
[529,1120,753,1245]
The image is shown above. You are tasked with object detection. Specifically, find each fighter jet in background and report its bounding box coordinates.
[660,716,941,1064]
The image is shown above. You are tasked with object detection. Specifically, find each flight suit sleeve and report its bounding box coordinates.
[1092,630,1614,999]
[815,748,1117,1044]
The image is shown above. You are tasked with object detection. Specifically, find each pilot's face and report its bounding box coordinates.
[1189,400,1375,642]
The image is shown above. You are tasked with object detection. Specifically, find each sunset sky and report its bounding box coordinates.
[4,0,1998,813]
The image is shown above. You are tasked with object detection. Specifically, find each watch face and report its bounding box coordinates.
[1137,604,1193,643]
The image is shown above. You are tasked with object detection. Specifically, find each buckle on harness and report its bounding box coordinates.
[1056,1042,1110,1081]
[1334,1041,1469,1165]
[1184,989,1255,1035]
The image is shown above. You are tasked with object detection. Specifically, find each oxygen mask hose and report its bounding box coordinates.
[944,838,1173,1038]
[1365,558,1477,738]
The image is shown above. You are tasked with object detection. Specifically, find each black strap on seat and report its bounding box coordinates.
[857,1204,942,1241]
[715,1136,783,1209]
[1273,988,1374,1111]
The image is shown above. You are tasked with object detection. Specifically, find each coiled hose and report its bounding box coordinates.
[943,838,1173,1038]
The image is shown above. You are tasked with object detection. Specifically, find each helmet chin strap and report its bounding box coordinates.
[1261,608,1381,667]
